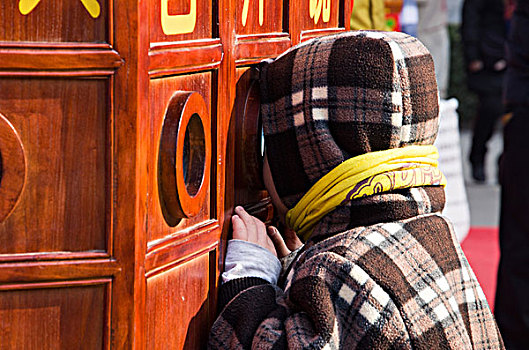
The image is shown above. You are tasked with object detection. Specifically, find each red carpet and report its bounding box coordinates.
[461,227,500,310]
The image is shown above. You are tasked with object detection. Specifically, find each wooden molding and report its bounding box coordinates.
[300,27,346,42]
[145,222,219,277]
[0,251,109,263]
[0,45,123,75]
[148,39,223,77]
[234,32,291,65]
[0,278,112,291]
[0,259,120,283]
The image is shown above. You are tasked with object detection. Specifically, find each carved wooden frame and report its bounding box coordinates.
[158,91,211,225]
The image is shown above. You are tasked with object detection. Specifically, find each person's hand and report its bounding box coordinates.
[468,60,484,73]
[232,206,277,257]
[267,226,303,259]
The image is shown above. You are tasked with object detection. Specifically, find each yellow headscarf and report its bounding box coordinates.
[286,145,446,241]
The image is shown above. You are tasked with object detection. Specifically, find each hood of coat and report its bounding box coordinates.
[260,31,439,208]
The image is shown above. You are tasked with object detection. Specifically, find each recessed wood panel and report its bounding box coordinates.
[0,306,60,349]
[236,0,284,35]
[291,0,346,44]
[148,73,213,243]
[297,0,340,30]
[146,251,214,350]
[0,0,108,43]
[234,0,290,65]
[0,281,108,349]
[150,0,213,43]
[0,78,108,255]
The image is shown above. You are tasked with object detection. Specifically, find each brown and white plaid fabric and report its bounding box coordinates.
[261,31,440,208]
[209,188,504,349]
[208,32,503,349]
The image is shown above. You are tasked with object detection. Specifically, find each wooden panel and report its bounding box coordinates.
[146,251,214,350]
[236,0,283,35]
[291,0,348,44]
[235,33,291,66]
[0,1,355,348]
[0,259,120,283]
[108,0,145,347]
[0,306,60,349]
[0,114,26,224]
[0,280,110,349]
[234,0,290,65]
[299,0,341,29]
[150,0,213,43]
[0,45,123,76]
[148,73,214,243]
[0,78,109,255]
[145,222,218,275]
[0,0,109,43]
[149,40,223,78]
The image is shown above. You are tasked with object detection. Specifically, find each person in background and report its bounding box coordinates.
[495,0,529,348]
[461,0,506,183]
[350,0,388,30]
[208,31,503,349]
[400,0,419,36]
[416,0,450,98]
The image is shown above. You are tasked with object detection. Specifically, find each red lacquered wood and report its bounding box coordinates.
[235,0,284,35]
[0,259,120,283]
[235,33,291,65]
[149,0,213,43]
[148,73,214,243]
[0,47,123,72]
[145,221,219,275]
[0,0,353,348]
[146,251,215,349]
[0,280,109,349]
[148,39,223,78]
[0,78,109,255]
[0,0,109,43]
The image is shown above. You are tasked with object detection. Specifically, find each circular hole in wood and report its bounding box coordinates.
[158,91,211,225]
[182,114,206,197]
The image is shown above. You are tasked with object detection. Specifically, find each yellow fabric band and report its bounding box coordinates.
[286,145,447,241]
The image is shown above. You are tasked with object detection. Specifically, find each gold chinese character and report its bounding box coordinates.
[242,0,264,27]
[161,0,197,35]
[309,0,331,24]
[19,0,101,18]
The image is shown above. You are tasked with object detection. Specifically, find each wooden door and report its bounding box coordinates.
[0,0,121,348]
[0,0,350,348]
[143,0,350,347]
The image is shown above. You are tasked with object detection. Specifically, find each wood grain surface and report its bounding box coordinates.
[0,0,352,347]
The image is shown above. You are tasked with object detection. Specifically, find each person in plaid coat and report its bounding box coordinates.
[209,31,503,349]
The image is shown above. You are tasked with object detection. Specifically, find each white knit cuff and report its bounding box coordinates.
[222,239,281,285]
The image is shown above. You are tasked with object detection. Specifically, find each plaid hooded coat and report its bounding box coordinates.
[209,31,503,349]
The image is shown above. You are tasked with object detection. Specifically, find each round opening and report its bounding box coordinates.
[183,114,206,197]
